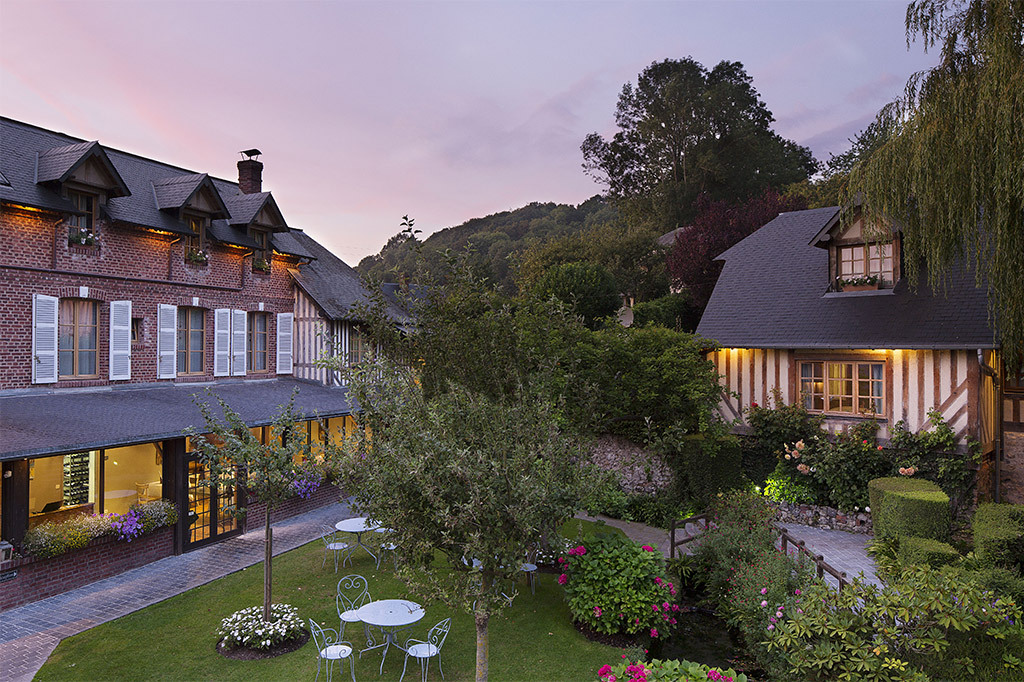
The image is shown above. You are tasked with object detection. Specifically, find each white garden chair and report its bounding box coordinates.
[336,574,371,641]
[374,527,398,570]
[321,525,352,573]
[308,619,356,682]
[400,618,451,682]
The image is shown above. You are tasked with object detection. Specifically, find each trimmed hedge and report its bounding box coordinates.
[899,536,960,568]
[671,432,743,509]
[869,477,950,540]
[972,503,1024,571]
[968,566,1024,604]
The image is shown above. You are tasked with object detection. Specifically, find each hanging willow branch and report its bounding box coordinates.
[848,0,1024,371]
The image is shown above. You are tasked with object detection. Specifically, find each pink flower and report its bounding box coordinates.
[708,671,723,681]
[557,573,567,585]
[877,445,883,450]
[775,610,782,618]
[652,604,660,612]
[760,600,768,607]
[654,577,663,585]
[557,556,567,564]
[641,545,654,552]
[794,589,801,595]
[594,606,603,618]
[767,624,775,631]
[609,676,617,682]
[650,628,658,638]
[760,587,768,595]
[599,665,612,677]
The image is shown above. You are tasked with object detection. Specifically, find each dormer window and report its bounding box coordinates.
[250,228,271,271]
[839,242,894,286]
[185,215,207,263]
[66,189,99,245]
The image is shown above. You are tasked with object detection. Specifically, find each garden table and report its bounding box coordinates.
[335,516,381,563]
[355,598,425,674]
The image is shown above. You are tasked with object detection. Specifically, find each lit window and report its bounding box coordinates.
[58,299,98,378]
[800,360,884,416]
[247,312,268,372]
[838,242,894,286]
[66,190,97,232]
[176,307,205,375]
[185,216,206,258]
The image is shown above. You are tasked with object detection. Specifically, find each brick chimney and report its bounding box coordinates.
[237,158,263,194]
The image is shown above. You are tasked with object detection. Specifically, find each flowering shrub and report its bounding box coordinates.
[218,603,305,650]
[20,500,178,559]
[765,567,1024,681]
[68,228,98,246]
[560,533,678,637]
[290,465,324,500]
[186,248,208,264]
[597,658,747,682]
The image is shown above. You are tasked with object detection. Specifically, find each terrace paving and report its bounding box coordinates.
[0,500,353,682]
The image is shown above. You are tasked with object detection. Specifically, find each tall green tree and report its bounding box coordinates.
[582,58,818,230]
[849,0,1024,369]
[533,261,621,329]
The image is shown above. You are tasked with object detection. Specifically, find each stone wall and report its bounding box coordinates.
[1002,432,1024,505]
[589,435,672,495]
[0,526,174,612]
[771,500,873,534]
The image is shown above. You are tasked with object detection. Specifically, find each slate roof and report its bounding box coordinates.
[696,207,997,350]
[271,230,316,260]
[0,378,353,460]
[0,117,286,240]
[35,141,97,182]
[288,231,409,323]
[152,173,206,209]
[222,191,286,228]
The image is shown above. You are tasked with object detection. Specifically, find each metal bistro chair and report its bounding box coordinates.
[400,618,451,682]
[308,619,356,682]
[374,527,398,570]
[336,574,371,641]
[321,525,352,573]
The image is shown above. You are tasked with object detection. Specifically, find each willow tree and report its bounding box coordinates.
[849,0,1024,369]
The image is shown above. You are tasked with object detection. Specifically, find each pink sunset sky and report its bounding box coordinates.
[1,1,937,265]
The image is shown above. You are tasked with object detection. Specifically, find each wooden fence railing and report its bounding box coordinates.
[669,515,850,590]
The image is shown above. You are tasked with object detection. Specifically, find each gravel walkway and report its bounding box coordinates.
[0,500,353,682]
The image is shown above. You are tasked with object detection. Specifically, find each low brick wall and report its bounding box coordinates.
[244,482,343,532]
[771,500,873,534]
[0,526,174,612]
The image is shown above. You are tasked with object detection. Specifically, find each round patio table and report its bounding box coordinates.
[335,516,381,563]
[355,599,425,674]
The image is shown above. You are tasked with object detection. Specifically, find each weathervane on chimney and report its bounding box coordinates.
[240,149,262,161]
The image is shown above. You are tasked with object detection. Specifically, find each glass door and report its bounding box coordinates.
[185,456,239,548]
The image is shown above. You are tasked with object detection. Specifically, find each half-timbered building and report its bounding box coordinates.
[696,205,1023,502]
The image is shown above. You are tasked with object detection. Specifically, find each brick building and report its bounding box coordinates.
[0,118,382,597]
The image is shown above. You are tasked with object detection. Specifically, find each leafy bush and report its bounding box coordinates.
[649,421,743,512]
[580,466,630,520]
[598,658,747,682]
[967,566,1024,605]
[743,392,823,487]
[870,477,950,540]
[623,493,681,529]
[534,261,620,329]
[898,536,960,568]
[559,533,678,638]
[765,566,1024,681]
[21,500,178,559]
[973,503,1024,570]
[631,293,702,332]
[219,603,304,650]
[692,491,778,606]
[888,410,978,518]
[761,468,817,505]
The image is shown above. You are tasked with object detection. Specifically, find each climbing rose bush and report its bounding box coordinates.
[560,533,679,637]
[597,658,748,682]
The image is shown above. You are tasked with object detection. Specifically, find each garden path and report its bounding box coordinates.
[574,512,880,589]
[0,500,353,682]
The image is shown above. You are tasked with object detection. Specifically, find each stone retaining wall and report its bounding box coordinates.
[589,435,672,495]
[771,500,873,534]
[0,526,174,612]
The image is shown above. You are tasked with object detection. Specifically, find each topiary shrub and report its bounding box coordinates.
[972,503,1024,571]
[898,536,960,568]
[558,532,678,638]
[869,477,950,540]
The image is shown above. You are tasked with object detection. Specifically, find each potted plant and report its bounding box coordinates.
[253,256,270,273]
[836,275,879,292]
[68,228,98,247]
[186,248,208,265]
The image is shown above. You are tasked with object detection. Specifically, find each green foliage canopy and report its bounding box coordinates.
[849,0,1024,370]
[533,261,620,329]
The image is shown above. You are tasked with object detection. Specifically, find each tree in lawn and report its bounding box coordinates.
[849,0,1024,370]
[189,392,317,624]
[666,188,808,308]
[582,57,817,231]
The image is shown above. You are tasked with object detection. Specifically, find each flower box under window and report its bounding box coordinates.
[185,248,208,265]
[836,275,879,292]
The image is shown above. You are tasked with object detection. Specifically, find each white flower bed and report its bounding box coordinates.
[218,603,304,650]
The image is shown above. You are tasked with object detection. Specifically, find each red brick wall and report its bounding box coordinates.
[0,204,300,390]
[0,526,174,612]
[244,483,343,531]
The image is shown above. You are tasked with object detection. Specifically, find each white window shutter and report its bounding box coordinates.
[32,294,59,384]
[157,304,177,379]
[213,309,231,377]
[231,309,247,376]
[109,300,132,380]
[276,312,293,375]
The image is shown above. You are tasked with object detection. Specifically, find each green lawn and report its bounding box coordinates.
[36,520,623,682]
